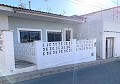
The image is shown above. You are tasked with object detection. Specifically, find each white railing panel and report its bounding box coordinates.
[36,39,96,70]
[76,39,94,51]
[76,39,96,62]
[42,41,72,56]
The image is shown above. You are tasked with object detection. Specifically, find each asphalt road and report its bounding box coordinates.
[18,60,120,84]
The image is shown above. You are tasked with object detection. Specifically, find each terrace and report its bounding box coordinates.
[0,30,96,76]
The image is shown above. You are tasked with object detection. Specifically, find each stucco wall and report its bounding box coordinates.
[72,23,82,40]
[8,17,76,43]
[0,31,15,70]
[102,21,120,59]
[80,20,103,58]
[83,7,120,23]
[81,7,120,59]
[0,14,9,30]
[103,21,120,32]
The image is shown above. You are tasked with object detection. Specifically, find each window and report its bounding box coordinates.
[47,32,62,42]
[18,29,41,43]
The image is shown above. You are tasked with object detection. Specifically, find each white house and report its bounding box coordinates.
[80,6,120,59]
[0,4,96,76]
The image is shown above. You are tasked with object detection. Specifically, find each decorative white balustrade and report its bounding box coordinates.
[42,41,72,56]
[0,31,3,51]
[14,39,96,69]
[14,43,36,64]
[76,39,94,51]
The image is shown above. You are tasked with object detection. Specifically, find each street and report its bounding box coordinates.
[18,60,120,84]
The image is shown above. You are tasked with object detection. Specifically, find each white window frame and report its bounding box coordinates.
[64,28,73,41]
[46,29,63,42]
[17,28,42,43]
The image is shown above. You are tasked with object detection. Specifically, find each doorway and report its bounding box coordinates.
[106,37,114,59]
[65,29,72,41]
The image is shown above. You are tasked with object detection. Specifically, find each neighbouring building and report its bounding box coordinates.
[80,6,120,59]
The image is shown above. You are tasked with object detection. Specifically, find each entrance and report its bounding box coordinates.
[65,29,72,41]
[106,37,114,59]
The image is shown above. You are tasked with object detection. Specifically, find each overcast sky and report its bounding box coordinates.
[0,0,119,16]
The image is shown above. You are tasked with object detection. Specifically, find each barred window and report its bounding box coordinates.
[20,31,41,43]
[47,32,62,42]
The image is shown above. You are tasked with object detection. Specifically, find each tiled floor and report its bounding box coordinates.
[15,59,35,68]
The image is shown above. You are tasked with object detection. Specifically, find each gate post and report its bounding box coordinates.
[71,39,77,64]
[2,31,15,70]
[34,41,43,70]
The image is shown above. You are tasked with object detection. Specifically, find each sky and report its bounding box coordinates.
[0,0,119,16]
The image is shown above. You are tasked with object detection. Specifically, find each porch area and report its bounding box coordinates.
[0,30,96,76]
[15,59,35,68]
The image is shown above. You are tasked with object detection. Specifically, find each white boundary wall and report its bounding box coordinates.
[35,39,96,69]
[15,39,96,70]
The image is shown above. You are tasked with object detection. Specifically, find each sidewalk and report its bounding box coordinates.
[0,57,120,84]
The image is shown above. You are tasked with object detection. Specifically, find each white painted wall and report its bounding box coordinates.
[14,39,96,69]
[101,21,120,59]
[103,21,120,32]
[0,31,15,70]
[14,42,36,64]
[8,17,76,43]
[80,20,120,59]
[83,7,120,23]
[72,23,82,39]
[0,14,9,30]
[35,39,96,69]
[80,7,120,59]
[80,20,103,58]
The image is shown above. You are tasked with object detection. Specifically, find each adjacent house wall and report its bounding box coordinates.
[72,23,82,40]
[102,21,120,59]
[8,17,77,43]
[0,14,9,30]
[80,20,103,58]
[81,7,120,59]
[83,7,120,22]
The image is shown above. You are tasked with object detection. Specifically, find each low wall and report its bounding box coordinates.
[14,39,96,70]
[35,39,96,69]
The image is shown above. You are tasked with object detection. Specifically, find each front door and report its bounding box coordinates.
[106,37,114,59]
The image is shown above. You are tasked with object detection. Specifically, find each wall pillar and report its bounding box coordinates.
[102,36,106,59]
[2,31,15,70]
[34,41,43,70]
[71,39,77,64]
